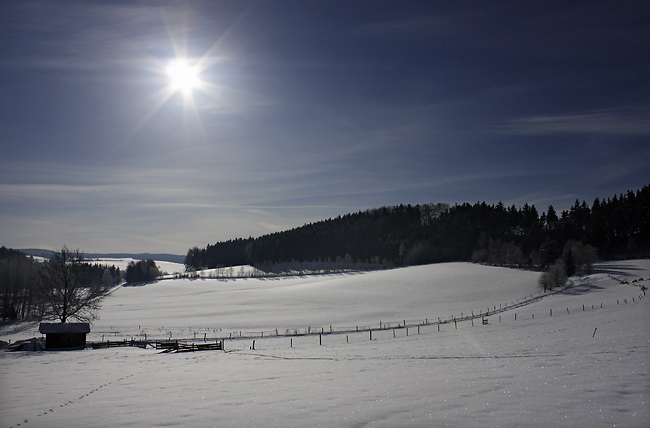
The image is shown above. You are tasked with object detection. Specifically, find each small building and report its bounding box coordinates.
[39,323,90,350]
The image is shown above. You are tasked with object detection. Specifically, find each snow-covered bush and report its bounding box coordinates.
[538,260,568,292]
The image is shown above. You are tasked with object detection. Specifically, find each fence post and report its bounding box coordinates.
[369,330,373,341]
[346,335,349,343]
[393,329,396,338]
[514,313,517,321]
[290,338,293,348]
[550,308,552,317]
[319,334,322,346]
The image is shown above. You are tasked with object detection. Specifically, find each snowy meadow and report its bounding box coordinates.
[1,260,648,427]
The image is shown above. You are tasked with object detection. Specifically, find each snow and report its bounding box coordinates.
[1,260,648,427]
[91,262,545,339]
[88,257,186,276]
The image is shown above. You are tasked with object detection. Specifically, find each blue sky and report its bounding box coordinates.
[1,0,649,254]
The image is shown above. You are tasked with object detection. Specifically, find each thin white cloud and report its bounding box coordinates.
[256,222,282,232]
[0,1,176,71]
[501,108,650,136]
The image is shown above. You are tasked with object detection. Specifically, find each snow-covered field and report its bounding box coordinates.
[1,260,648,427]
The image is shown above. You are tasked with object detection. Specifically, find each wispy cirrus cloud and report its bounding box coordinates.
[500,107,650,136]
[0,1,175,71]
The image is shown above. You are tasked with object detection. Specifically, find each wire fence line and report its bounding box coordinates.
[217,285,584,340]
[215,288,645,344]
[112,288,565,343]
[90,279,647,346]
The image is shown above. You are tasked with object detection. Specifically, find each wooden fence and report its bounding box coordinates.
[87,339,224,353]
[155,340,223,353]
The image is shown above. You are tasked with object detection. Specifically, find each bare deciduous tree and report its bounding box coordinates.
[35,247,106,323]
[538,260,568,292]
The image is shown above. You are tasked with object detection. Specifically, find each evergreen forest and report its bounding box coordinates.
[185,185,650,272]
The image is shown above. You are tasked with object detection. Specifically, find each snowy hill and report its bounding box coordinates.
[1,260,648,427]
[92,262,543,339]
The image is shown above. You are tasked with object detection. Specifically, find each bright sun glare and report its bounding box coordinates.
[166,58,199,95]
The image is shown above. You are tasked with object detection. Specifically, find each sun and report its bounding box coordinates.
[166,58,200,95]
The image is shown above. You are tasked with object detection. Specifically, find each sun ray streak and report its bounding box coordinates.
[120,87,176,146]
[194,2,255,71]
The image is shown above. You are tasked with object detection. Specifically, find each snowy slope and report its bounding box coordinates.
[91,262,544,340]
[1,260,648,428]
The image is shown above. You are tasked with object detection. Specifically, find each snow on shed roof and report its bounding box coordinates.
[39,323,90,334]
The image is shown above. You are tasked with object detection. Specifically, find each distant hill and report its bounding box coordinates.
[19,249,185,264]
[185,185,650,271]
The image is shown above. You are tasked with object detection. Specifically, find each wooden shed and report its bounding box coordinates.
[39,323,90,350]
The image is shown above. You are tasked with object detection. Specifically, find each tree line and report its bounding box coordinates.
[0,247,122,322]
[185,185,650,273]
[124,259,161,283]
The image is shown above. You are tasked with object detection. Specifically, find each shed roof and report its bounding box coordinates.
[39,323,90,334]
